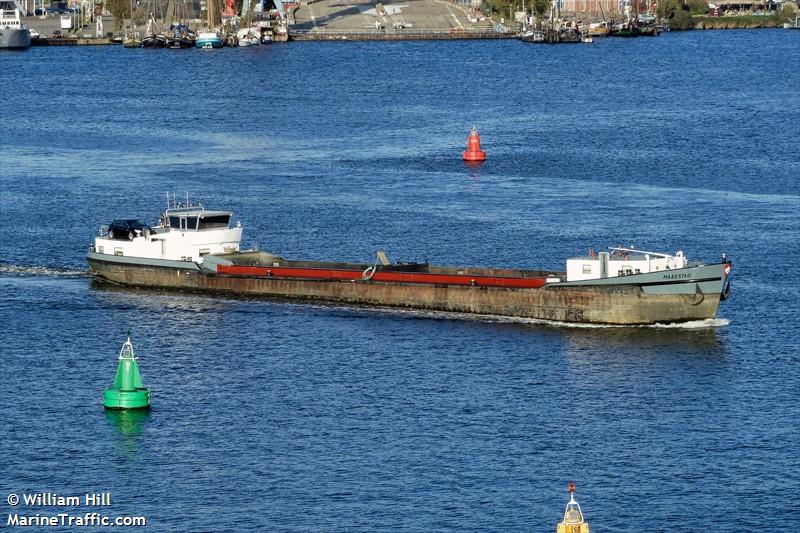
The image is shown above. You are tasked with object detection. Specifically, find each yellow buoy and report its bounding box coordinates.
[557,482,590,533]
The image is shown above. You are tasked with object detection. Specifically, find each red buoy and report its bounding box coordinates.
[463,126,487,162]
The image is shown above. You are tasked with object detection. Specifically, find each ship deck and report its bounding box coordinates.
[213,251,563,289]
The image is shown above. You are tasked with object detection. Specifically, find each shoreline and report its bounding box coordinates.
[21,13,796,46]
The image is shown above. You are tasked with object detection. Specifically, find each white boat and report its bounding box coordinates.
[0,7,31,49]
[273,22,288,41]
[520,29,545,42]
[236,27,260,46]
[260,30,273,44]
[586,21,611,36]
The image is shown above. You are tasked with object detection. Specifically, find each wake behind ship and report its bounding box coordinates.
[86,200,732,325]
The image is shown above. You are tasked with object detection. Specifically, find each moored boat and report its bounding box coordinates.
[142,16,167,48]
[123,30,142,47]
[273,22,288,41]
[142,33,168,47]
[0,7,31,49]
[86,199,732,326]
[236,27,260,46]
[611,19,640,37]
[546,25,581,43]
[196,30,223,48]
[520,29,545,43]
[585,21,610,37]
[166,23,195,48]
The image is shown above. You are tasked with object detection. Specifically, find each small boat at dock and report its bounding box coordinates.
[585,21,611,37]
[196,30,223,48]
[520,29,545,42]
[166,23,195,48]
[123,30,142,48]
[142,16,167,48]
[525,0,584,44]
[236,27,260,46]
[86,198,732,326]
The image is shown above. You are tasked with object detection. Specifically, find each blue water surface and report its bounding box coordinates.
[1,29,799,531]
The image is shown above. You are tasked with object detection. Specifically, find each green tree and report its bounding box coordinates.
[531,0,550,18]
[685,0,707,15]
[105,0,131,22]
[657,0,693,27]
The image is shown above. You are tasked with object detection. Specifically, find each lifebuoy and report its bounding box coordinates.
[108,229,114,239]
[362,265,376,281]
[128,231,134,241]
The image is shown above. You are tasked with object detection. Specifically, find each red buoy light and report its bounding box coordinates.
[463,126,487,162]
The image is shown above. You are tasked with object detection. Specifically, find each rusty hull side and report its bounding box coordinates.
[87,259,721,325]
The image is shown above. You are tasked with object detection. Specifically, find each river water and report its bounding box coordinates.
[1,30,799,530]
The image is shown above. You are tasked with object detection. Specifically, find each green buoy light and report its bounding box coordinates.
[103,335,151,410]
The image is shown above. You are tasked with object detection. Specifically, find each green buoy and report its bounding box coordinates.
[103,335,151,410]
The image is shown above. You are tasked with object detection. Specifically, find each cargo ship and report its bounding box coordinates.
[86,200,732,325]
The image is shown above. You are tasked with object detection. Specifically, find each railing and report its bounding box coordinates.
[10,0,26,16]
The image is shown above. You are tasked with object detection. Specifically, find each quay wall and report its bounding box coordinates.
[33,37,117,45]
[686,16,791,29]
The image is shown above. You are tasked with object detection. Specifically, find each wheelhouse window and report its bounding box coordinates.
[170,216,200,231]
[198,214,231,230]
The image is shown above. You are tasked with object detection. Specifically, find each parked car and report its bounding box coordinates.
[51,30,63,38]
[107,219,150,240]
[29,28,41,39]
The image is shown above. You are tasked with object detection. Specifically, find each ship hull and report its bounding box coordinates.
[87,251,727,325]
[0,28,31,49]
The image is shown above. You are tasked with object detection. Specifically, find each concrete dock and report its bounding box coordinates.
[290,0,515,40]
[23,0,516,44]
[25,14,119,45]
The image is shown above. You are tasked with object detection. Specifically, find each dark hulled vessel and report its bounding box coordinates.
[87,201,731,326]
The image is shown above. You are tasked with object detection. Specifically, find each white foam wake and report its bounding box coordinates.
[0,263,89,278]
[649,318,730,329]
[311,304,731,329]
